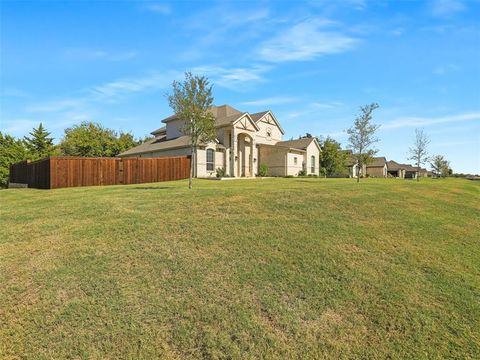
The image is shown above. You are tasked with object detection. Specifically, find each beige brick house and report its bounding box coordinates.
[119,105,320,178]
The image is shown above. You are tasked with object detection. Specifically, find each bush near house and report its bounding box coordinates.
[258,164,268,177]
[1,178,479,359]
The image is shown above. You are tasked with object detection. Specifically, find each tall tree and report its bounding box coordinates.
[347,103,380,182]
[408,128,430,182]
[318,136,347,177]
[112,132,142,156]
[430,155,450,178]
[59,122,140,157]
[168,72,216,189]
[0,132,29,187]
[24,123,55,159]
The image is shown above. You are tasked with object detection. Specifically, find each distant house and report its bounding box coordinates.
[119,105,320,177]
[344,150,365,178]
[366,157,387,178]
[345,153,388,178]
[418,167,429,177]
[387,160,406,178]
[401,164,419,179]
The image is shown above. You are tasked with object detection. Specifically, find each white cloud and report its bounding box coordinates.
[144,3,171,15]
[1,87,30,98]
[64,48,137,61]
[1,119,39,135]
[1,118,79,138]
[258,19,358,62]
[91,71,178,100]
[382,111,480,129]
[25,99,85,113]
[240,96,298,107]
[284,101,344,119]
[192,65,269,90]
[433,64,461,75]
[431,0,465,17]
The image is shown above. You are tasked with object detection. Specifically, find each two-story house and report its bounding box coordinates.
[118,105,320,178]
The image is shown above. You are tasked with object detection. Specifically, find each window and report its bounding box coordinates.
[206,149,215,171]
[294,157,297,165]
[266,127,272,140]
[311,155,315,174]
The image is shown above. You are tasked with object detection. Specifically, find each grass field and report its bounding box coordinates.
[1,178,479,359]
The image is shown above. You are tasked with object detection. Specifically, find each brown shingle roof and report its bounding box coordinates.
[161,105,244,127]
[387,160,405,171]
[150,126,166,135]
[118,135,192,156]
[276,137,316,150]
[400,163,419,172]
[367,157,387,167]
[250,111,269,122]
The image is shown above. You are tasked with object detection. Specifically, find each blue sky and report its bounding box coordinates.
[1,0,479,173]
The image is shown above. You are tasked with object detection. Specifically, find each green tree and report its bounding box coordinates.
[347,103,380,183]
[168,72,216,189]
[0,132,29,187]
[408,128,429,182]
[59,122,139,157]
[430,154,450,178]
[24,123,55,159]
[318,136,347,177]
[112,132,142,156]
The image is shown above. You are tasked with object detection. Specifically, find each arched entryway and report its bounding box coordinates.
[237,133,254,177]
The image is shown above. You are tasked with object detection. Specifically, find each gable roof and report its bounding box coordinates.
[276,137,320,152]
[367,157,387,167]
[387,160,405,171]
[159,105,290,135]
[400,163,419,172]
[161,104,243,125]
[250,110,285,135]
[151,126,166,136]
[249,111,269,122]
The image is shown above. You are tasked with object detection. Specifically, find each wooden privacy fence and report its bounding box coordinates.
[9,156,191,189]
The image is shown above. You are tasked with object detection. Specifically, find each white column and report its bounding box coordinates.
[232,129,237,177]
[225,129,230,176]
[251,136,256,177]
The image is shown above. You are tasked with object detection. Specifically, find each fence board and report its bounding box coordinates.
[9,156,190,189]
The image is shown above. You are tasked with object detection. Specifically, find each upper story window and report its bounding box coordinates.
[206,149,215,171]
[266,127,272,140]
[311,155,315,173]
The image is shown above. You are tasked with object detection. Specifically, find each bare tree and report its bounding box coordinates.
[347,103,380,183]
[168,72,216,189]
[408,128,430,181]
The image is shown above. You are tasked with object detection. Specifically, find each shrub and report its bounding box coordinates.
[216,167,227,178]
[298,169,307,176]
[258,164,268,177]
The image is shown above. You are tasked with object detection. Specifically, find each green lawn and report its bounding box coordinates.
[1,178,479,359]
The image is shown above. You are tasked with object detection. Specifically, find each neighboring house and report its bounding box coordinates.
[387,160,406,178]
[119,105,320,177]
[418,167,428,177]
[366,157,387,178]
[345,152,387,178]
[344,150,366,178]
[402,164,419,179]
